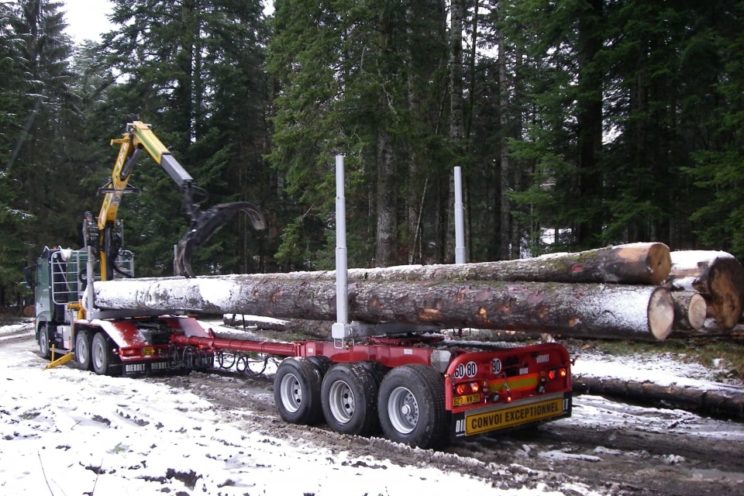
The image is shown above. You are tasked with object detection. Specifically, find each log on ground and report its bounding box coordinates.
[668,251,744,330]
[573,374,744,420]
[93,277,675,340]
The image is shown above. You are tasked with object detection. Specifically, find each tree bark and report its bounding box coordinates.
[93,277,674,340]
[667,251,744,330]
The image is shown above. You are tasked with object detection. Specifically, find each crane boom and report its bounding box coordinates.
[85,121,265,279]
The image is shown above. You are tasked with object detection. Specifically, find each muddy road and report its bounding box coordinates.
[151,364,744,496]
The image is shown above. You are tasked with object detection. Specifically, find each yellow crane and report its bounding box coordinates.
[83,121,265,278]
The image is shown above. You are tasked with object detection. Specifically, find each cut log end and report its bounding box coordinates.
[646,242,672,285]
[687,293,707,330]
[648,288,675,340]
[708,259,744,329]
[611,242,671,285]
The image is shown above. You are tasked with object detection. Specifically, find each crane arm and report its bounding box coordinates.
[87,121,264,280]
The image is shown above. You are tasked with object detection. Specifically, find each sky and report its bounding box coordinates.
[62,0,275,45]
[62,0,114,44]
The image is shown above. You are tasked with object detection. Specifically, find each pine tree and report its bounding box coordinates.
[100,0,270,275]
[0,0,79,304]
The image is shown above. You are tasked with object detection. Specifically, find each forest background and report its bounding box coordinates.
[0,0,742,306]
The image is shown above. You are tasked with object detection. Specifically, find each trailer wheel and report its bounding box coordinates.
[75,330,92,370]
[274,358,323,425]
[378,365,448,448]
[91,332,115,376]
[38,324,51,359]
[321,363,380,436]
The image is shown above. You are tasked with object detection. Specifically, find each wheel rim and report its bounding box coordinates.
[280,372,303,413]
[387,386,419,434]
[93,337,105,370]
[328,380,355,424]
[76,335,88,362]
[39,327,49,355]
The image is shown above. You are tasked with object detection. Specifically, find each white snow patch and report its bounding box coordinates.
[538,450,602,463]
[670,250,734,271]
[572,349,739,388]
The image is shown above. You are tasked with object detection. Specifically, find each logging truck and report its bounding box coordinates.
[33,127,572,448]
[34,246,572,448]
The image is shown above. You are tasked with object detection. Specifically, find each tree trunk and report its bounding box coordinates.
[667,251,744,330]
[339,242,670,285]
[497,6,511,260]
[573,375,744,421]
[575,0,604,247]
[94,277,674,340]
[446,0,465,262]
[375,129,397,266]
[670,291,707,332]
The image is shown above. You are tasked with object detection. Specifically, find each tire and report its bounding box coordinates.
[321,363,380,436]
[91,332,115,376]
[75,330,92,370]
[273,358,323,425]
[307,356,332,377]
[377,365,448,448]
[38,324,51,359]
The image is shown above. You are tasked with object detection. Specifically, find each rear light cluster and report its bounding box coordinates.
[455,381,482,396]
[537,367,568,393]
[452,366,568,407]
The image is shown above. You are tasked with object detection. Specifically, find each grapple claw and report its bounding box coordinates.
[174,201,265,277]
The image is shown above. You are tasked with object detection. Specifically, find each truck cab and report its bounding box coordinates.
[34,246,133,359]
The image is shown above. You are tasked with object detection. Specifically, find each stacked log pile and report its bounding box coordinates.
[665,250,744,334]
[90,241,744,341]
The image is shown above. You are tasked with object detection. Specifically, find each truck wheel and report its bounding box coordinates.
[38,325,51,359]
[91,332,115,376]
[274,358,323,425]
[321,363,380,436]
[377,365,448,449]
[75,330,92,370]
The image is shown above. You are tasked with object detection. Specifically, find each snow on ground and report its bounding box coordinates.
[0,322,582,496]
[572,347,738,387]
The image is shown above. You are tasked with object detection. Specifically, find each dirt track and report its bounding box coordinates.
[152,367,744,496]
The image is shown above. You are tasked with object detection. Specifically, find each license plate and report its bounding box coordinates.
[453,394,481,407]
[465,397,565,435]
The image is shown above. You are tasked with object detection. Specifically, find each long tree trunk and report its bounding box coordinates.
[94,281,674,342]
[337,242,670,285]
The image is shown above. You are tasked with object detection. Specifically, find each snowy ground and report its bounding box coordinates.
[2,319,743,495]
